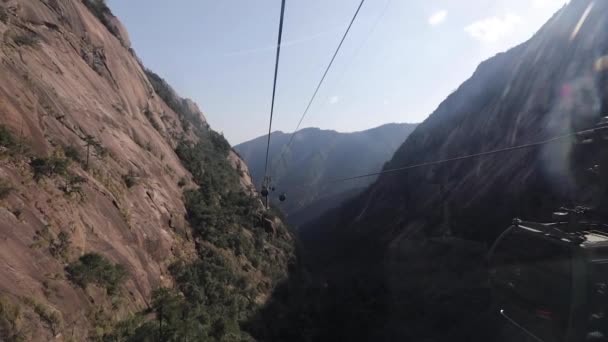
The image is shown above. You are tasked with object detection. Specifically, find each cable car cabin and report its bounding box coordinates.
[488,220,608,342]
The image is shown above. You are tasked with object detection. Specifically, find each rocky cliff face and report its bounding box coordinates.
[0,1,288,341]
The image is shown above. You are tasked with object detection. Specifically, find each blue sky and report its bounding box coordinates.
[107,0,568,145]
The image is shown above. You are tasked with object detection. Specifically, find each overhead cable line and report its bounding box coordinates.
[327,129,585,183]
[280,128,596,194]
[274,0,367,172]
[279,0,390,152]
[262,0,287,183]
[329,0,392,92]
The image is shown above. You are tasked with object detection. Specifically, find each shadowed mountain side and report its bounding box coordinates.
[249,1,608,341]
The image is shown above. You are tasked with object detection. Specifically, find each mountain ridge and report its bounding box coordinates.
[236,122,417,226]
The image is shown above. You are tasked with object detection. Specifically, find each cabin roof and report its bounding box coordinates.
[515,221,608,247]
[580,231,608,248]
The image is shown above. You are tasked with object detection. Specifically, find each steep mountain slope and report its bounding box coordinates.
[316,0,608,244]
[0,1,292,340]
[235,123,417,226]
[254,0,608,341]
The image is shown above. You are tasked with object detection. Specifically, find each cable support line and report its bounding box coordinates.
[273,0,367,173]
[263,0,287,182]
[328,129,583,183]
[279,128,598,195]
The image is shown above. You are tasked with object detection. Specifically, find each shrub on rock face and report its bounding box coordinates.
[13,33,38,47]
[83,135,107,169]
[122,170,139,188]
[0,7,8,24]
[49,232,71,261]
[143,109,161,131]
[0,126,16,149]
[63,145,82,164]
[0,126,29,158]
[0,296,23,341]
[30,156,70,181]
[61,173,86,195]
[144,70,207,134]
[66,253,127,295]
[0,181,12,199]
[82,0,121,40]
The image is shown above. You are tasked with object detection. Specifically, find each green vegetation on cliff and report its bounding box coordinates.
[106,71,293,341]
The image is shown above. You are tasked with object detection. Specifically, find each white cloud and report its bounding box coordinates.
[428,10,447,26]
[464,14,523,43]
[329,96,340,104]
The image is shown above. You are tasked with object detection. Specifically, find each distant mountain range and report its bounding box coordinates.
[235,123,418,226]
